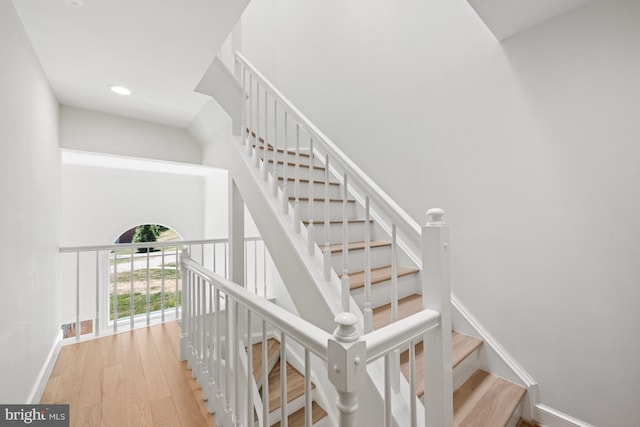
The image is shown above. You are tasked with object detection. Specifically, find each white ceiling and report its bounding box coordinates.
[13,0,247,128]
[467,0,595,41]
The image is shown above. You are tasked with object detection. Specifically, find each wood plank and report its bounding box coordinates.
[135,327,171,402]
[454,369,526,427]
[452,332,483,368]
[372,293,423,330]
[150,396,181,427]
[124,375,154,427]
[349,266,419,291]
[149,323,211,427]
[272,401,328,427]
[40,375,61,404]
[54,342,88,426]
[102,333,123,367]
[322,240,390,254]
[101,364,126,427]
[517,419,542,427]
[251,338,280,383]
[77,338,105,410]
[302,219,372,225]
[76,402,101,427]
[120,330,144,379]
[289,196,355,203]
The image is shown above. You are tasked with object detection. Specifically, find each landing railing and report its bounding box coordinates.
[181,215,452,426]
[235,52,423,333]
[59,237,270,341]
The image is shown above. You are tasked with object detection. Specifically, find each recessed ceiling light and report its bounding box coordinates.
[65,0,84,6]
[108,85,132,96]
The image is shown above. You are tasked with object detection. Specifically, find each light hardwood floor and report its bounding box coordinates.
[41,321,216,427]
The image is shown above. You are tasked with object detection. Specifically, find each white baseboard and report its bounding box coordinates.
[535,404,595,427]
[27,329,63,404]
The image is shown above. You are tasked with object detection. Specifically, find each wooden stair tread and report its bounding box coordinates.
[247,136,311,158]
[278,177,339,186]
[272,401,327,427]
[452,331,483,368]
[290,196,355,203]
[251,338,281,383]
[516,419,541,427]
[349,266,420,292]
[267,362,315,412]
[302,219,372,225]
[269,159,325,170]
[453,370,526,427]
[322,240,390,254]
[372,293,422,330]
[400,332,484,398]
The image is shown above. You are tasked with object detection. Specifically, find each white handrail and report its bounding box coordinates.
[235,52,422,256]
[59,237,263,253]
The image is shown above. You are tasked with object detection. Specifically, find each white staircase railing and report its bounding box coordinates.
[180,227,448,426]
[235,52,423,327]
[59,237,270,341]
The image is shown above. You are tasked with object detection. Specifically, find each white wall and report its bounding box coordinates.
[0,0,60,403]
[241,1,640,425]
[60,106,202,164]
[61,165,206,246]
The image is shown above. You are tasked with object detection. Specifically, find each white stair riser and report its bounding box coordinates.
[297,201,358,222]
[328,245,393,273]
[453,350,479,392]
[350,274,420,310]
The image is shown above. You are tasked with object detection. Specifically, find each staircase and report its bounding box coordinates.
[183,52,540,426]
[256,140,527,426]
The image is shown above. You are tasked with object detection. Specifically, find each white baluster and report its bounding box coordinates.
[234,300,242,427]
[307,137,315,255]
[130,248,135,330]
[422,208,454,427]
[95,250,100,337]
[179,250,190,360]
[323,155,331,281]
[206,283,215,410]
[262,320,269,425]
[241,66,246,147]
[305,349,312,427]
[161,247,165,322]
[262,89,269,181]
[254,83,261,168]
[246,310,253,426]
[363,197,373,333]
[272,101,279,196]
[341,173,350,312]
[225,294,232,424]
[391,224,398,323]
[294,125,301,233]
[247,75,253,155]
[263,244,267,298]
[75,252,80,341]
[410,341,417,427]
[194,275,201,379]
[146,250,151,326]
[215,288,224,413]
[113,251,118,333]
[175,249,180,320]
[282,112,289,214]
[280,333,288,427]
[384,354,392,427]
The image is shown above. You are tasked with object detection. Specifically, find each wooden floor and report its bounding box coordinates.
[41,321,216,427]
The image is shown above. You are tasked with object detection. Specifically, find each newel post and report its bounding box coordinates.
[328,313,367,427]
[179,248,191,361]
[422,208,454,427]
